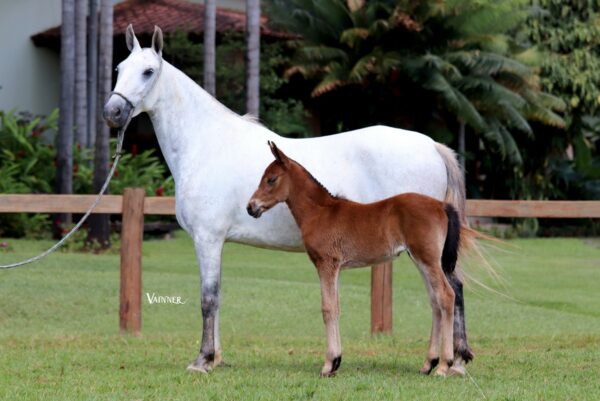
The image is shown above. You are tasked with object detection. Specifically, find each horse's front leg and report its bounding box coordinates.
[187,236,224,373]
[316,263,342,377]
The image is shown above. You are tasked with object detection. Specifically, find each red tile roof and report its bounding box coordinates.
[32,0,289,48]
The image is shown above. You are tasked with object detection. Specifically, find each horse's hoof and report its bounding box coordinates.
[186,363,210,374]
[187,357,214,373]
[448,364,466,377]
[420,366,432,375]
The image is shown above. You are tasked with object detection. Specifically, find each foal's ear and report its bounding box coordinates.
[152,26,164,56]
[268,141,289,166]
[126,24,141,52]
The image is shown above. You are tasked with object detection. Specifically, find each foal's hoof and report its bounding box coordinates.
[320,356,342,377]
[419,358,439,375]
[433,365,449,377]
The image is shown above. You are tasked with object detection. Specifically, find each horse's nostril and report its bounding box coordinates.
[114,107,122,117]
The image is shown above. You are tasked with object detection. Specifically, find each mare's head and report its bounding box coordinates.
[247,142,293,218]
[103,24,164,128]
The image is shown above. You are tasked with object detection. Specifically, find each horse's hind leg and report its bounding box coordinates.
[446,267,474,376]
[187,237,224,373]
[316,263,342,377]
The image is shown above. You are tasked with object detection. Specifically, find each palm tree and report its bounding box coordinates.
[246,0,261,117]
[266,0,565,164]
[87,0,99,148]
[56,0,76,235]
[88,0,112,246]
[74,0,88,148]
[203,0,217,96]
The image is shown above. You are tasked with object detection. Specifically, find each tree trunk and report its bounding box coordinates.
[203,0,216,96]
[88,0,113,247]
[74,0,88,148]
[87,0,98,148]
[55,0,76,237]
[246,0,260,117]
[458,121,466,172]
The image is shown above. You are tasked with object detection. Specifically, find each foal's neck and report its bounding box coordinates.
[285,163,340,228]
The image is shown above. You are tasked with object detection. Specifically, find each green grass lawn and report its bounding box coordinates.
[0,233,599,400]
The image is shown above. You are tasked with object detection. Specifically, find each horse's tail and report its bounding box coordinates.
[435,143,466,223]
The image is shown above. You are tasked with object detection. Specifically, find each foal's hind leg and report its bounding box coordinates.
[411,255,455,376]
[316,263,342,377]
[418,276,442,375]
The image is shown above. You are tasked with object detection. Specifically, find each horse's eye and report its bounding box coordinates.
[267,176,277,186]
[143,68,154,77]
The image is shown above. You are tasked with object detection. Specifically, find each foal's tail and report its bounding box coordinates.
[441,203,461,275]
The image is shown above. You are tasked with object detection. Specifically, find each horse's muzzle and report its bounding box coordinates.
[103,95,133,128]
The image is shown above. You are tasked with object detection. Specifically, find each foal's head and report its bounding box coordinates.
[247,142,293,218]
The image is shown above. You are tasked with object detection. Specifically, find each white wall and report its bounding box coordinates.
[0,0,62,116]
[0,0,245,116]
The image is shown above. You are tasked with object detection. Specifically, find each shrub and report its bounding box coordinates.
[0,109,174,239]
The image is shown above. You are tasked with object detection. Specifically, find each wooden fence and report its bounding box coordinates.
[0,191,599,335]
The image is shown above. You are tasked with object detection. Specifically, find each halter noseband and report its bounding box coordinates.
[109,91,135,110]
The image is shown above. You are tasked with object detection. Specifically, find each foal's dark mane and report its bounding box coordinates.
[292,160,346,201]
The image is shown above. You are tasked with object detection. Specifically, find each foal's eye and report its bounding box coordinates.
[143,68,154,77]
[267,176,277,186]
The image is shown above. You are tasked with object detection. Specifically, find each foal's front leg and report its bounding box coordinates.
[187,237,224,373]
[316,263,342,377]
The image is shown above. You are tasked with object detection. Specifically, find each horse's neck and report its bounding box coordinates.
[285,164,338,228]
[146,62,252,182]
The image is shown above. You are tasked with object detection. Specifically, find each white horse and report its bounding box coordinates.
[104,25,472,374]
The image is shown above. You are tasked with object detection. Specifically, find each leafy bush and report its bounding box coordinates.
[0,110,57,238]
[0,109,174,238]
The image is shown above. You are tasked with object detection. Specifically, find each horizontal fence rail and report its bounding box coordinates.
[466,200,600,218]
[1,192,599,336]
[1,195,599,218]
[0,194,175,215]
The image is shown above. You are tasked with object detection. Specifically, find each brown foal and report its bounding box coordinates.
[247,141,473,377]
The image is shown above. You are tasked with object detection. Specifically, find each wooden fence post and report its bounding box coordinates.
[371,262,393,334]
[120,188,145,335]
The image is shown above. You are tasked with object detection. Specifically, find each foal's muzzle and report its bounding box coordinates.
[246,202,264,218]
[103,95,134,128]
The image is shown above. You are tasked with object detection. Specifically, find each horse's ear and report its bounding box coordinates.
[268,141,289,166]
[152,26,164,56]
[126,24,141,52]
